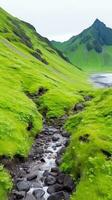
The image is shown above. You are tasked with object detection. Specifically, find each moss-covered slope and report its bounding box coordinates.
[62,89,112,200]
[0,7,90,199]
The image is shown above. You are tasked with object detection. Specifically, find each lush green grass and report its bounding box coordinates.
[0,8,90,199]
[65,44,112,72]
[61,89,112,200]
[1,7,112,200]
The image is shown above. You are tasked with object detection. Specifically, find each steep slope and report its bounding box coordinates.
[52,19,112,71]
[0,7,90,200]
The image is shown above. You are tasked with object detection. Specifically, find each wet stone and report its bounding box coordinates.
[52,134,60,142]
[47,191,69,200]
[52,145,57,150]
[24,194,36,200]
[11,190,25,199]
[27,173,37,181]
[57,173,65,184]
[61,131,70,138]
[48,127,58,133]
[49,172,58,177]
[8,119,74,200]
[16,181,31,192]
[45,175,56,185]
[51,167,59,174]
[47,184,63,194]
[63,140,70,147]
[33,189,45,199]
[40,158,46,163]
[63,175,75,192]
[55,142,62,147]
[31,182,42,188]
[43,170,49,177]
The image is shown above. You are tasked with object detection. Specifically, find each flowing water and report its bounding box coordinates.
[91,73,112,87]
[8,118,73,200]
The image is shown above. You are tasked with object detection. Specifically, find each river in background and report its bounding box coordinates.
[91,73,112,88]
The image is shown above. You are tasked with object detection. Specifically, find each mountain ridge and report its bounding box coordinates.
[52,19,112,71]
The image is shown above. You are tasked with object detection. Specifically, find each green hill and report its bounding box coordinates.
[0,7,90,199]
[52,19,112,71]
[0,7,112,200]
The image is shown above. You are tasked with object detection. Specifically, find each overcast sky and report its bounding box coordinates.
[0,0,112,41]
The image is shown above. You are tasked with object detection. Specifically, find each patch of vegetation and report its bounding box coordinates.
[0,166,12,200]
[61,88,112,200]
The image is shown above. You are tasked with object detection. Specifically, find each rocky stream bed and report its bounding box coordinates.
[3,116,75,200]
[1,73,111,200]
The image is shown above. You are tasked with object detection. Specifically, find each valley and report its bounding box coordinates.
[0,6,112,200]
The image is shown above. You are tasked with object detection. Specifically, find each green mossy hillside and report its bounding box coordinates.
[52,19,112,71]
[61,89,112,200]
[0,7,90,199]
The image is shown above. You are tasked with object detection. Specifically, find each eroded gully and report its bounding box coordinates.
[6,116,75,200]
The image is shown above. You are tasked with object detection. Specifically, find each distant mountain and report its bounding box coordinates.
[52,19,112,71]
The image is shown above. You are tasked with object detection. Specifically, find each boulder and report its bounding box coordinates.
[47,184,63,194]
[57,173,65,184]
[27,173,37,181]
[52,134,60,142]
[74,103,84,112]
[45,175,56,185]
[63,140,70,147]
[33,189,45,199]
[47,191,69,200]
[16,181,31,192]
[51,167,59,174]
[12,190,25,199]
[24,194,36,200]
[61,131,70,138]
[43,170,49,177]
[48,127,58,133]
[63,175,75,192]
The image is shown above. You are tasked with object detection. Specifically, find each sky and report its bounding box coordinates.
[0,0,112,41]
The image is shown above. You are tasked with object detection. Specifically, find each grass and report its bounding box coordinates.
[66,45,112,72]
[0,7,90,199]
[0,7,112,200]
[61,89,112,200]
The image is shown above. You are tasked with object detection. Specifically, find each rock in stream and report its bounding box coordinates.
[8,118,75,200]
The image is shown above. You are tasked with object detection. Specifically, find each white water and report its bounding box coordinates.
[91,73,112,87]
[28,133,67,200]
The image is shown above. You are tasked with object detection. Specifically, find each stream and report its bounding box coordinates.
[5,73,112,200]
[91,73,112,87]
[7,117,74,200]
